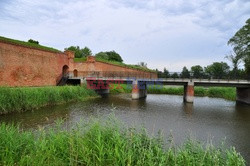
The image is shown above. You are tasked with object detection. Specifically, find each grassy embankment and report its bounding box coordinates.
[0,118,246,165]
[110,84,236,101]
[74,57,156,72]
[0,86,97,115]
[0,36,61,53]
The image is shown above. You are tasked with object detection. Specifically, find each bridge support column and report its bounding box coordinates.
[132,80,147,100]
[236,87,250,105]
[184,81,194,103]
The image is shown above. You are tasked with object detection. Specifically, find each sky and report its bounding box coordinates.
[0,0,249,71]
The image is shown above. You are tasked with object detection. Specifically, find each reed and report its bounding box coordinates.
[0,118,245,165]
[0,86,97,115]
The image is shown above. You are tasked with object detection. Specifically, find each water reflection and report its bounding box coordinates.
[183,103,194,115]
[0,94,249,163]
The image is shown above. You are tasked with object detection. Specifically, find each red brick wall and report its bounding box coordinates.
[0,41,69,87]
[69,56,157,79]
[0,42,157,87]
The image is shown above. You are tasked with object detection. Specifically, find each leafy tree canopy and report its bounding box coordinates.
[191,65,204,78]
[95,51,123,63]
[163,68,170,78]
[181,66,190,78]
[171,72,179,79]
[65,46,92,58]
[205,62,230,79]
[228,18,250,75]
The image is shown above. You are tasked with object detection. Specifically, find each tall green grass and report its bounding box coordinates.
[0,86,97,115]
[110,84,236,101]
[0,118,246,165]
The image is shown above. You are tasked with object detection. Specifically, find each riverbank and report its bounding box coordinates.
[110,84,236,101]
[0,86,97,115]
[0,118,245,165]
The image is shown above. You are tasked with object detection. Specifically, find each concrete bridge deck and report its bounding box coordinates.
[68,77,250,105]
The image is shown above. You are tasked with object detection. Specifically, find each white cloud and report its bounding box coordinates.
[0,0,249,71]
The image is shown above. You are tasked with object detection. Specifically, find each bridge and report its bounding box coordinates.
[67,72,250,105]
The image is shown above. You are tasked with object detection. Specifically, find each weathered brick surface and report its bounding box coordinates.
[0,42,69,87]
[70,56,157,79]
[0,42,157,87]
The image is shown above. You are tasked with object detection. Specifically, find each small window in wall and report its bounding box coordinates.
[73,69,78,77]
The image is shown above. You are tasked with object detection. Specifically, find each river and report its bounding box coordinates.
[0,94,250,163]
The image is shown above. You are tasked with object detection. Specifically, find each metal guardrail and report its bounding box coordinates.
[157,72,250,81]
[67,71,250,82]
[68,71,157,79]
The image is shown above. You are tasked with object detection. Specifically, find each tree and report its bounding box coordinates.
[171,72,179,79]
[205,62,230,79]
[191,65,203,78]
[28,39,39,44]
[65,46,92,58]
[82,47,92,57]
[163,68,170,78]
[138,62,147,68]
[155,68,162,78]
[181,66,190,78]
[95,51,123,63]
[106,51,123,62]
[95,52,109,60]
[228,18,250,76]
[225,49,243,79]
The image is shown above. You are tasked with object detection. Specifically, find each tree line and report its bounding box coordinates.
[63,18,249,80]
[157,18,250,80]
[156,62,247,79]
[64,46,124,63]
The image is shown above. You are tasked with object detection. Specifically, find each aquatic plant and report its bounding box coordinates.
[0,118,246,165]
[0,86,97,115]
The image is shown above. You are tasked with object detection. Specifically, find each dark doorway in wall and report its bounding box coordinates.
[62,65,69,77]
[73,69,78,77]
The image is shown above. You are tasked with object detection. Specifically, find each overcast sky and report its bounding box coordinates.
[0,0,249,71]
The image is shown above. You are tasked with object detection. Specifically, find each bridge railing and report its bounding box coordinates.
[68,70,250,82]
[157,72,250,81]
[69,71,157,79]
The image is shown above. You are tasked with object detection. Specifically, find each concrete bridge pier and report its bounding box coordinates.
[236,87,250,105]
[184,81,194,103]
[132,80,147,100]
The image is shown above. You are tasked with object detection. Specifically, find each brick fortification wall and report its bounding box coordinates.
[0,41,69,87]
[69,56,158,79]
[0,41,157,87]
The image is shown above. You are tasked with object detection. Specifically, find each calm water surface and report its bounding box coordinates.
[0,94,250,163]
